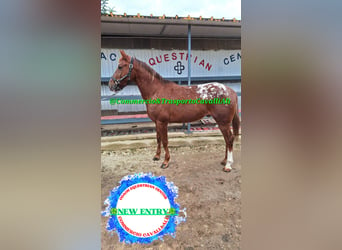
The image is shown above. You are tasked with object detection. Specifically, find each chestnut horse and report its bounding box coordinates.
[109,50,240,172]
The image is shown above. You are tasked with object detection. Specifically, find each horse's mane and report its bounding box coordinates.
[135,58,173,84]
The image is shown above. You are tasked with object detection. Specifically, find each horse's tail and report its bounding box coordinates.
[232,99,240,136]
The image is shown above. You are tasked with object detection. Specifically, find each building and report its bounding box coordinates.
[101,14,241,117]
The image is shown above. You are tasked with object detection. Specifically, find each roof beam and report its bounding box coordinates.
[159,24,167,35]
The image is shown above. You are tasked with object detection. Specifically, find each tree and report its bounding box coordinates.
[101,0,109,15]
[101,0,115,15]
[108,7,116,14]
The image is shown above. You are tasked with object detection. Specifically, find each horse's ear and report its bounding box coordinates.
[120,50,128,59]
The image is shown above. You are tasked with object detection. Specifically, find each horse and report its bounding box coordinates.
[108,50,240,172]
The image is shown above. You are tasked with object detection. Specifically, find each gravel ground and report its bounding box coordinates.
[101,142,241,250]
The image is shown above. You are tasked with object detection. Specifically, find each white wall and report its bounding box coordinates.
[101,49,241,79]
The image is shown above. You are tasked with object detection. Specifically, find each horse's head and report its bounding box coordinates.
[108,50,134,93]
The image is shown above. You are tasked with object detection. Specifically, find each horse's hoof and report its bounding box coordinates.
[153,156,160,161]
[221,160,227,166]
[223,167,231,172]
[160,163,169,169]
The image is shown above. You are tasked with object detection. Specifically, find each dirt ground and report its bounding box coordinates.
[101,141,241,250]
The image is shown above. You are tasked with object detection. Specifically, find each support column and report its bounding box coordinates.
[186,24,192,134]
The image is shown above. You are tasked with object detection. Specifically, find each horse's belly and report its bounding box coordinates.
[169,106,208,123]
[147,103,208,123]
[170,115,205,123]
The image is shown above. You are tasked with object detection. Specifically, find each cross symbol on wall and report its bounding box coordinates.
[174,61,185,75]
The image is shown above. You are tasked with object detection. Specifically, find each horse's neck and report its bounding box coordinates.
[134,67,163,99]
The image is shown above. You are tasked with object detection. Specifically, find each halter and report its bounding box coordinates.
[111,57,134,90]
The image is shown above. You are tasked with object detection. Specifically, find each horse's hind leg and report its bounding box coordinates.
[218,123,235,172]
[153,122,161,161]
[217,124,229,165]
[225,129,235,172]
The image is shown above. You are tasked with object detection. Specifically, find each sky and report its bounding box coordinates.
[107,0,241,20]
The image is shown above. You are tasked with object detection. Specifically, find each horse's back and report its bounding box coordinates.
[148,81,237,123]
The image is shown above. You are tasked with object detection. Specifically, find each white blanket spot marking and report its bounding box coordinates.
[196,82,229,100]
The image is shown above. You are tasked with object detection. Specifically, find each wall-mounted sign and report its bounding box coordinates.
[101,49,241,79]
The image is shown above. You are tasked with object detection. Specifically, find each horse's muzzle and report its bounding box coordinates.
[109,80,122,92]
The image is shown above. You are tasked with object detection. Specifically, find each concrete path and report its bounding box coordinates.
[101,131,241,151]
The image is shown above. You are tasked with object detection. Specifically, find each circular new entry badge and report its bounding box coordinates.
[102,173,186,244]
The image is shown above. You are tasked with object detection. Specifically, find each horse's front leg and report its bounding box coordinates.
[153,122,161,161]
[158,121,170,169]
